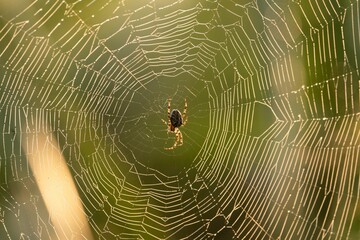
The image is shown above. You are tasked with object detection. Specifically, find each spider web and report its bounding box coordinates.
[0,0,360,239]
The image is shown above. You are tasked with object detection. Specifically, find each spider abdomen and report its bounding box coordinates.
[170,109,182,128]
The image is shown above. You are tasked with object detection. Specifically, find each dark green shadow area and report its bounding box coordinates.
[117,73,209,176]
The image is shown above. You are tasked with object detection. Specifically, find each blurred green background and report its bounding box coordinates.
[0,0,360,239]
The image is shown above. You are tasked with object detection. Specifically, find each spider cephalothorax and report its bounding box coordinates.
[162,99,187,150]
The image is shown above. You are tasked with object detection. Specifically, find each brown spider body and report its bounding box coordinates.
[170,109,182,129]
[162,99,187,150]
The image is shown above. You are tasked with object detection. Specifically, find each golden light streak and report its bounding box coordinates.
[22,131,93,240]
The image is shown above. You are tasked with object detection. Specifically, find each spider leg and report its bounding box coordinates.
[162,119,168,126]
[162,99,171,131]
[182,98,188,125]
[177,129,183,146]
[167,99,171,131]
[164,128,181,150]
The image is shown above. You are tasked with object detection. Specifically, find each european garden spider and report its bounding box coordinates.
[162,98,188,150]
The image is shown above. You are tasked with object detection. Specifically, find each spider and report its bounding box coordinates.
[162,98,188,150]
